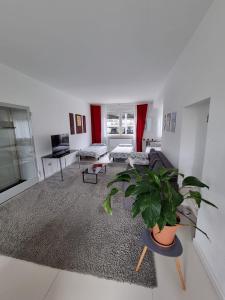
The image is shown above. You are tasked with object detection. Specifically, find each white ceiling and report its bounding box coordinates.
[0,0,213,103]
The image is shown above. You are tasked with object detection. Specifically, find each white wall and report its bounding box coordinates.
[179,99,210,179]
[189,100,209,178]
[0,63,91,180]
[159,0,225,298]
[143,101,163,141]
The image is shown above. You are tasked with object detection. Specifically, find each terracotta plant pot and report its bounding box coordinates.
[152,218,181,247]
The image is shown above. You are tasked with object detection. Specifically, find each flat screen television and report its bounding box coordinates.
[51,134,70,155]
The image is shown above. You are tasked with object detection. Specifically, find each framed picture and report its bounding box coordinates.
[82,115,86,133]
[171,112,177,132]
[166,113,171,131]
[163,114,166,131]
[69,113,75,135]
[75,114,82,134]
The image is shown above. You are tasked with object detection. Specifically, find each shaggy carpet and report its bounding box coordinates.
[0,163,157,288]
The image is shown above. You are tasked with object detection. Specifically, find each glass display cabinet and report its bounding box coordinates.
[0,103,38,204]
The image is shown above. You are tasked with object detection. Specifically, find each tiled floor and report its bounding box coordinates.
[0,225,219,300]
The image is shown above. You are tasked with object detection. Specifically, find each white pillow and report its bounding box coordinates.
[118,144,133,147]
[150,142,161,147]
[130,152,148,159]
[133,158,149,165]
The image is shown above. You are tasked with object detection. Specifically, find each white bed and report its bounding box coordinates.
[110,144,134,161]
[79,144,108,159]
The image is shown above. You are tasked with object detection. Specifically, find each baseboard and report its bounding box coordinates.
[0,177,39,205]
[193,239,224,300]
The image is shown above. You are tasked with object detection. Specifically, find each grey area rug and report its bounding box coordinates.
[0,163,157,288]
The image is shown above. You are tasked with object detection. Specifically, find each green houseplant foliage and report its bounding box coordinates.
[103,167,218,238]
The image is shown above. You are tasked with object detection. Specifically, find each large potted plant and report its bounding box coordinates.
[103,167,217,246]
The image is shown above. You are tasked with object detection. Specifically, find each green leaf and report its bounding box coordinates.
[140,192,161,228]
[182,176,209,189]
[165,212,177,226]
[152,174,161,187]
[103,188,119,215]
[171,188,184,207]
[107,174,131,187]
[158,168,180,178]
[131,202,141,218]
[142,207,160,228]
[157,216,167,231]
[134,181,153,195]
[103,195,112,215]
[161,188,178,226]
[125,185,136,197]
[188,191,202,207]
[187,191,218,209]
[116,168,141,180]
[158,168,175,176]
[116,170,133,177]
[201,198,218,209]
[180,223,210,240]
[158,168,171,177]
[110,187,119,196]
[131,194,149,218]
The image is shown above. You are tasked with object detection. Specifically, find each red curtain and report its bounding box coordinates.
[136,104,148,152]
[90,105,101,143]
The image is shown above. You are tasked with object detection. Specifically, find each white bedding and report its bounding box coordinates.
[129,152,149,167]
[110,144,134,160]
[79,144,107,159]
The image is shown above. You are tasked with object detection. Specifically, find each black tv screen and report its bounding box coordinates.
[51,134,70,154]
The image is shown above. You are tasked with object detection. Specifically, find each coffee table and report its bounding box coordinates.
[82,163,106,184]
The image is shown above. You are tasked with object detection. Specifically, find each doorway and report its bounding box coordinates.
[179,98,210,215]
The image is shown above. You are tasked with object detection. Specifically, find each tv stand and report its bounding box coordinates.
[41,149,80,181]
[52,150,70,158]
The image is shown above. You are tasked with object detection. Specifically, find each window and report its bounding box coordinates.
[107,113,120,134]
[122,113,135,134]
[107,112,135,135]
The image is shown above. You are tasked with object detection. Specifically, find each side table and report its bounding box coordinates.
[135,229,186,290]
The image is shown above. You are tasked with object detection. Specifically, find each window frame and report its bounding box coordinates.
[106,111,135,136]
